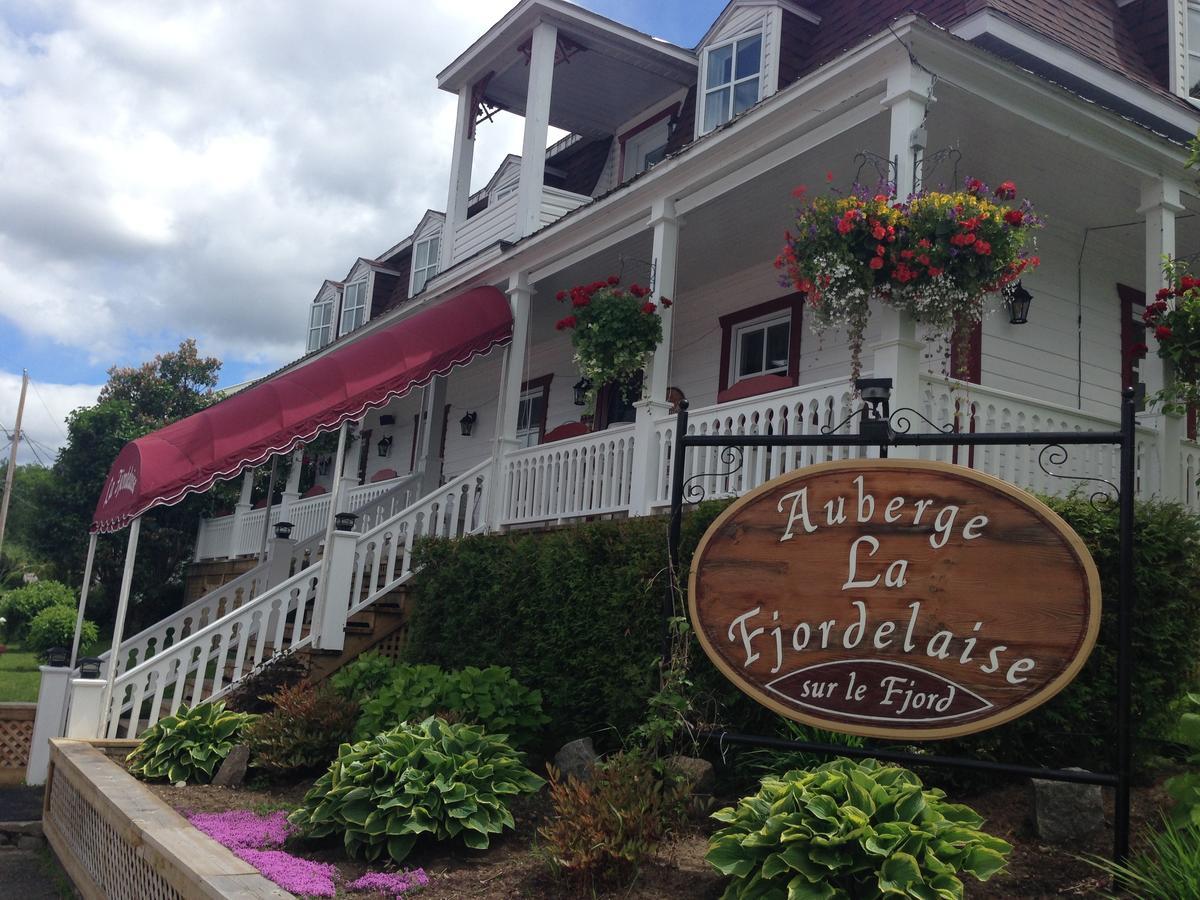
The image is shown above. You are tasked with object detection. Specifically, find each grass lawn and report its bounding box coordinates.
[0,636,106,703]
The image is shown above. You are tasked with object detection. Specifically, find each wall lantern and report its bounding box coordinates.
[573,377,593,406]
[1007,281,1032,325]
[459,411,477,437]
[854,377,893,446]
[334,511,359,532]
[79,657,102,679]
[44,646,69,667]
[273,520,295,540]
[377,434,393,457]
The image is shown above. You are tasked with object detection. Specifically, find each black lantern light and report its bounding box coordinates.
[572,377,593,406]
[459,411,477,437]
[79,657,102,678]
[273,520,295,540]
[1007,281,1032,325]
[44,646,69,667]
[855,377,893,446]
[377,434,393,457]
[333,511,359,532]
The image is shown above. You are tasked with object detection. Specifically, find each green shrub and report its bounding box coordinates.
[245,683,359,776]
[353,663,548,748]
[539,750,687,885]
[1,580,75,640]
[126,702,256,784]
[26,604,97,656]
[1165,693,1200,828]
[1085,817,1200,899]
[330,651,395,703]
[224,648,309,714]
[707,758,1010,899]
[288,717,544,863]
[737,720,867,784]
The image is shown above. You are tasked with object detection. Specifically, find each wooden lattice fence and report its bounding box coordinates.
[0,703,35,785]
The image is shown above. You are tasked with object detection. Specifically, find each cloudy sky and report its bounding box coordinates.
[0,0,725,463]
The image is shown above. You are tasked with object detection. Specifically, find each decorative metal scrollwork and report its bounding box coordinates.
[681,446,745,504]
[888,408,955,435]
[821,408,863,437]
[1037,444,1118,509]
[916,146,962,193]
[854,151,896,191]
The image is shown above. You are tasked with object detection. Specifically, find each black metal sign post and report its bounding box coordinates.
[666,387,1138,862]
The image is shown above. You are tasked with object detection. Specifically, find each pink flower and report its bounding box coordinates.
[234,848,337,897]
[348,869,431,897]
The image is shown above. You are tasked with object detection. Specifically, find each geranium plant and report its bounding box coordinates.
[555,276,669,409]
[1139,260,1200,413]
[775,178,1041,381]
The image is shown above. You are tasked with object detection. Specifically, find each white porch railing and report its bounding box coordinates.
[500,425,636,525]
[450,187,590,265]
[1181,439,1200,512]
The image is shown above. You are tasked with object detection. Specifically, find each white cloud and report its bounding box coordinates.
[0,0,529,370]
[0,371,101,465]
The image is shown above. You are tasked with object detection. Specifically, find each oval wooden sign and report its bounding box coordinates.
[689,459,1102,739]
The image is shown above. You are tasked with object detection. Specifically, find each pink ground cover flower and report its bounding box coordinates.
[347,868,430,897]
[234,848,338,897]
[186,809,293,849]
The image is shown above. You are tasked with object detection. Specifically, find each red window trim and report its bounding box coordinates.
[616,103,679,183]
[1117,283,1145,392]
[718,293,805,401]
[519,374,553,444]
[949,320,982,384]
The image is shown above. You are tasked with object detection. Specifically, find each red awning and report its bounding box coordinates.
[92,286,512,533]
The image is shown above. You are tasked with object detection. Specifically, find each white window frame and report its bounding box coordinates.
[307,298,335,352]
[410,234,441,295]
[622,118,670,181]
[698,30,765,135]
[732,312,791,382]
[340,279,369,335]
[515,383,547,448]
[1188,2,1200,100]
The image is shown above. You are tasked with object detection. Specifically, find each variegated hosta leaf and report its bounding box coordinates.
[126,702,256,784]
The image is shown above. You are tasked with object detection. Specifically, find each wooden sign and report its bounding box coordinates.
[689,459,1101,739]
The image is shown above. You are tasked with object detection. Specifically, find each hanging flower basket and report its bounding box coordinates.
[774,178,1042,381]
[555,277,669,409]
[1139,260,1200,412]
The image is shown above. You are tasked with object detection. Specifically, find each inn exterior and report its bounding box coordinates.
[26,0,1200,775]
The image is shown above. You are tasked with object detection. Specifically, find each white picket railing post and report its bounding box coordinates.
[313,528,358,652]
[266,534,296,589]
[26,665,75,784]
[65,679,104,739]
[227,469,255,559]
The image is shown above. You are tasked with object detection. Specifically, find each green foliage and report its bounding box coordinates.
[1,580,75,640]
[330,651,396,703]
[26,604,97,656]
[1165,693,1200,828]
[1086,817,1200,900]
[288,717,544,863]
[225,649,310,714]
[738,720,867,783]
[707,758,1011,899]
[353,663,548,748]
[245,683,359,776]
[538,751,687,885]
[126,702,256,784]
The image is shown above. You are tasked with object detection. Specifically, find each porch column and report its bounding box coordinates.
[1140,176,1186,500]
[442,85,476,269]
[630,198,679,515]
[227,468,255,558]
[415,376,448,497]
[488,272,534,527]
[871,64,932,455]
[515,21,557,239]
[98,516,141,737]
[278,447,304,522]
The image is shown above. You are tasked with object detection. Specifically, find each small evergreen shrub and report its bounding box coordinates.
[330,651,395,703]
[288,717,544,863]
[225,649,310,714]
[245,683,359,776]
[1,580,74,640]
[707,758,1010,899]
[539,751,687,885]
[26,604,97,656]
[127,702,257,784]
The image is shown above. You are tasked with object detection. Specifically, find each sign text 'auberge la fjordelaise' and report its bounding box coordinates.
[689,460,1102,739]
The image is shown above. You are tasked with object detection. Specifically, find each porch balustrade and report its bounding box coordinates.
[449,187,590,265]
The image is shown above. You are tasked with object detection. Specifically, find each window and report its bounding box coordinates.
[701,32,762,134]
[733,314,791,381]
[339,279,368,335]
[621,118,670,180]
[411,235,441,295]
[1190,2,1200,99]
[515,376,551,447]
[307,299,334,352]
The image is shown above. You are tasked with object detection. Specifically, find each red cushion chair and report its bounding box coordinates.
[301,484,328,498]
[371,468,399,483]
[542,421,591,443]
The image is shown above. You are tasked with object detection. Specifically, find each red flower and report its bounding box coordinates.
[918,254,931,266]
[928,266,943,277]
[1143,308,1156,324]
[630,283,648,297]
[641,301,657,314]
[1156,325,1173,340]
[826,170,834,182]
[966,178,985,195]
[872,225,886,240]
[606,274,620,286]
[1004,209,1024,226]
[555,315,577,331]
[1154,300,1169,313]
[836,218,853,235]
[973,240,992,255]
[660,297,672,307]
[555,290,567,302]
[792,185,808,198]
[1183,275,1198,291]
[876,244,886,257]
[869,257,884,270]
[900,249,914,260]
[1156,287,1173,301]
[918,238,932,249]
[1129,342,1149,359]
[571,295,590,308]
[994,181,1017,200]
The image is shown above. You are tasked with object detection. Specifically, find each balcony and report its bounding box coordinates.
[450,186,590,265]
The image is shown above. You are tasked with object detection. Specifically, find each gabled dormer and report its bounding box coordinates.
[409,210,446,296]
[306,280,342,354]
[337,258,405,339]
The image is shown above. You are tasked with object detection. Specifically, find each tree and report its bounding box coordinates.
[0,462,57,587]
[28,340,224,631]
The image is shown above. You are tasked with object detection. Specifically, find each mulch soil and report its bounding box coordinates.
[143,767,1174,899]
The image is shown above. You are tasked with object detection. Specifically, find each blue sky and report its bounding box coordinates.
[0,0,728,462]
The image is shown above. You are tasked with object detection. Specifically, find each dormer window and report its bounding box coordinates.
[411,234,440,295]
[700,32,763,134]
[307,298,334,352]
[340,279,368,335]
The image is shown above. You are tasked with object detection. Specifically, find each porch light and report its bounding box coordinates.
[573,377,593,406]
[44,646,69,667]
[377,434,393,457]
[273,520,295,540]
[79,657,102,679]
[855,377,893,446]
[1007,281,1032,325]
[334,511,358,532]
[459,411,477,437]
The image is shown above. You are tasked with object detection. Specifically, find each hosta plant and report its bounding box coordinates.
[126,702,257,784]
[706,757,1011,899]
[330,651,396,703]
[288,717,544,863]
